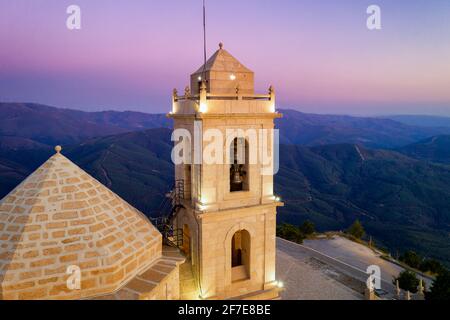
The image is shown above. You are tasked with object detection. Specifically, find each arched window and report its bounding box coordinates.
[229,138,249,192]
[231,230,250,282]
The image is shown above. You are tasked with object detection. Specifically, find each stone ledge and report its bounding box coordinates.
[89,246,185,300]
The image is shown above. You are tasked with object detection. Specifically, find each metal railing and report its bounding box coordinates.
[174,92,272,102]
[150,180,185,248]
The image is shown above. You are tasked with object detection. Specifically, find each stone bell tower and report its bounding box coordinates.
[168,43,283,300]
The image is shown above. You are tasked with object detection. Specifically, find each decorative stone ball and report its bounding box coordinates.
[55,145,62,153]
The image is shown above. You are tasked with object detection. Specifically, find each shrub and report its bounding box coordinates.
[419,259,445,275]
[299,220,315,236]
[277,223,305,244]
[394,270,420,293]
[346,220,365,239]
[399,251,422,269]
[426,269,450,300]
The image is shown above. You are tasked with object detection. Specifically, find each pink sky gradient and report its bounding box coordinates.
[0,0,449,115]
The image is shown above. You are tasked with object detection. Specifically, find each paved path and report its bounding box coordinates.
[302,236,432,290]
[276,238,363,300]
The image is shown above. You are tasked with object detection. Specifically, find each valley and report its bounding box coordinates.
[0,103,449,266]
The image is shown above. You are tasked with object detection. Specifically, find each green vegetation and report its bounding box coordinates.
[276,220,318,244]
[400,251,422,269]
[276,143,450,268]
[399,250,446,275]
[420,259,445,275]
[394,271,420,293]
[276,223,305,244]
[426,269,450,300]
[299,220,315,236]
[1,104,450,269]
[346,220,365,240]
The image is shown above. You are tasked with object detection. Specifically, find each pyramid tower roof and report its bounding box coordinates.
[0,147,162,300]
[190,43,255,95]
[192,43,253,75]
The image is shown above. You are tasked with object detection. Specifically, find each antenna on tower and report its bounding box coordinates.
[202,0,207,81]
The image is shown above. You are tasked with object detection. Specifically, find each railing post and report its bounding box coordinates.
[417,279,425,300]
[396,280,401,299]
[172,88,178,112]
[269,85,275,102]
[405,290,411,301]
[269,85,276,112]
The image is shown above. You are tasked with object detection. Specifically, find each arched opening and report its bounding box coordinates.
[182,224,191,259]
[229,138,249,192]
[231,230,250,282]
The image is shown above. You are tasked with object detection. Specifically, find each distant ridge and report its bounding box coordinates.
[0,102,171,146]
[398,135,450,164]
[277,109,450,148]
[2,102,450,149]
[383,114,450,128]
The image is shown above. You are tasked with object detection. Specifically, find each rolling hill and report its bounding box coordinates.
[0,103,172,146]
[64,129,174,216]
[397,135,450,164]
[276,143,450,265]
[1,128,449,266]
[277,110,450,148]
[2,103,450,149]
[1,103,449,266]
[386,115,450,128]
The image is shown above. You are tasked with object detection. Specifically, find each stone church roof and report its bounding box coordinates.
[192,43,253,75]
[0,147,163,300]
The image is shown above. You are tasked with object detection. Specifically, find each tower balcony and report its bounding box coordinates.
[169,85,279,117]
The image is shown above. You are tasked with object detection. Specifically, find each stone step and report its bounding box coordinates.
[227,288,280,301]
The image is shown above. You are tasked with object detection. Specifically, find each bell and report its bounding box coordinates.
[231,165,243,185]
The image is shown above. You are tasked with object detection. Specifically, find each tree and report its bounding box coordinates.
[346,220,365,239]
[426,269,450,300]
[400,251,422,269]
[276,223,304,244]
[419,259,445,275]
[394,270,419,293]
[299,220,315,236]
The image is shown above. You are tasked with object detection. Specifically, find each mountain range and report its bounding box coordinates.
[2,103,450,148]
[398,135,450,164]
[0,102,449,266]
[385,115,450,128]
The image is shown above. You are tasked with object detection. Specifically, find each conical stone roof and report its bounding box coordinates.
[0,148,162,300]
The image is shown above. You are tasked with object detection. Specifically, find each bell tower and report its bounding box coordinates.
[169,43,283,300]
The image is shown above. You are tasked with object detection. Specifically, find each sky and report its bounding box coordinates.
[0,0,450,116]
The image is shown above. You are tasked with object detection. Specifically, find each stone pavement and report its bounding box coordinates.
[276,238,363,300]
[179,260,199,300]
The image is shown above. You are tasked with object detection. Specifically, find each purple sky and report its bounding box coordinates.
[0,0,450,116]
